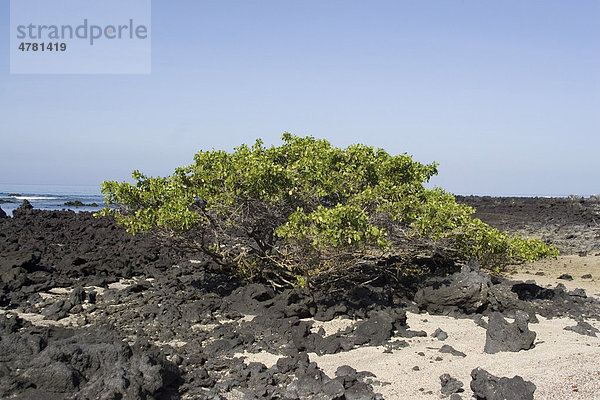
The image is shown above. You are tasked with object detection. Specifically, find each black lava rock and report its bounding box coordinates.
[484,311,536,354]
[415,265,491,315]
[397,328,427,338]
[440,373,464,396]
[439,345,466,357]
[564,321,600,337]
[353,311,394,346]
[470,368,536,400]
[431,328,448,341]
[0,325,180,399]
[511,282,554,301]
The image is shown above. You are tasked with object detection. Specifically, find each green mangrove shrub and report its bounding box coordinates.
[99,133,558,285]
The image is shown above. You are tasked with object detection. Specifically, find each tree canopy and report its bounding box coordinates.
[100,133,558,286]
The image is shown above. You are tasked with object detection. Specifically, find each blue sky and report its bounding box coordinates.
[1,1,598,195]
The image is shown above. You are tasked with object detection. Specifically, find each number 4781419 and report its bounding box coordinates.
[18,42,67,51]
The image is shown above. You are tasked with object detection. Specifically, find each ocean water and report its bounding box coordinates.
[0,184,105,217]
[0,184,585,218]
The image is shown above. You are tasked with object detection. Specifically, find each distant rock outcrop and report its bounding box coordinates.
[64,200,100,207]
[12,200,33,218]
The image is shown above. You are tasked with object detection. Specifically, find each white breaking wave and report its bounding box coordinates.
[11,196,60,201]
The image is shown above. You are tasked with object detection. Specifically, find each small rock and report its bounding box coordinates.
[568,288,587,298]
[69,286,87,305]
[397,328,427,338]
[42,299,71,320]
[439,345,466,357]
[193,367,214,387]
[440,373,464,396]
[558,274,573,281]
[69,304,83,314]
[335,365,357,378]
[472,315,488,329]
[581,274,592,279]
[322,379,345,399]
[564,321,600,337]
[383,340,408,353]
[171,354,183,365]
[431,328,448,341]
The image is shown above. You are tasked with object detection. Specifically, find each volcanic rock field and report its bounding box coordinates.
[1,196,599,399]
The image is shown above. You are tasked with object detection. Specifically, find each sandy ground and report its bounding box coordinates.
[241,256,600,399]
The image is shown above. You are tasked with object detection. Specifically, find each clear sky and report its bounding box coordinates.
[1,1,598,195]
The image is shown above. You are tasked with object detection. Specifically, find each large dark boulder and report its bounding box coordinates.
[484,311,536,354]
[353,311,394,346]
[511,282,555,301]
[415,265,492,315]
[352,308,406,346]
[223,283,275,314]
[270,287,316,319]
[0,321,180,399]
[0,205,7,218]
[0,250,41,292]
[0,250,41,272]
[283,362,379,400]
[470,368,536,400]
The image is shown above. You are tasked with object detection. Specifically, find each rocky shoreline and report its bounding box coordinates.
[1,196,599,399]
[456,195,600,256]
